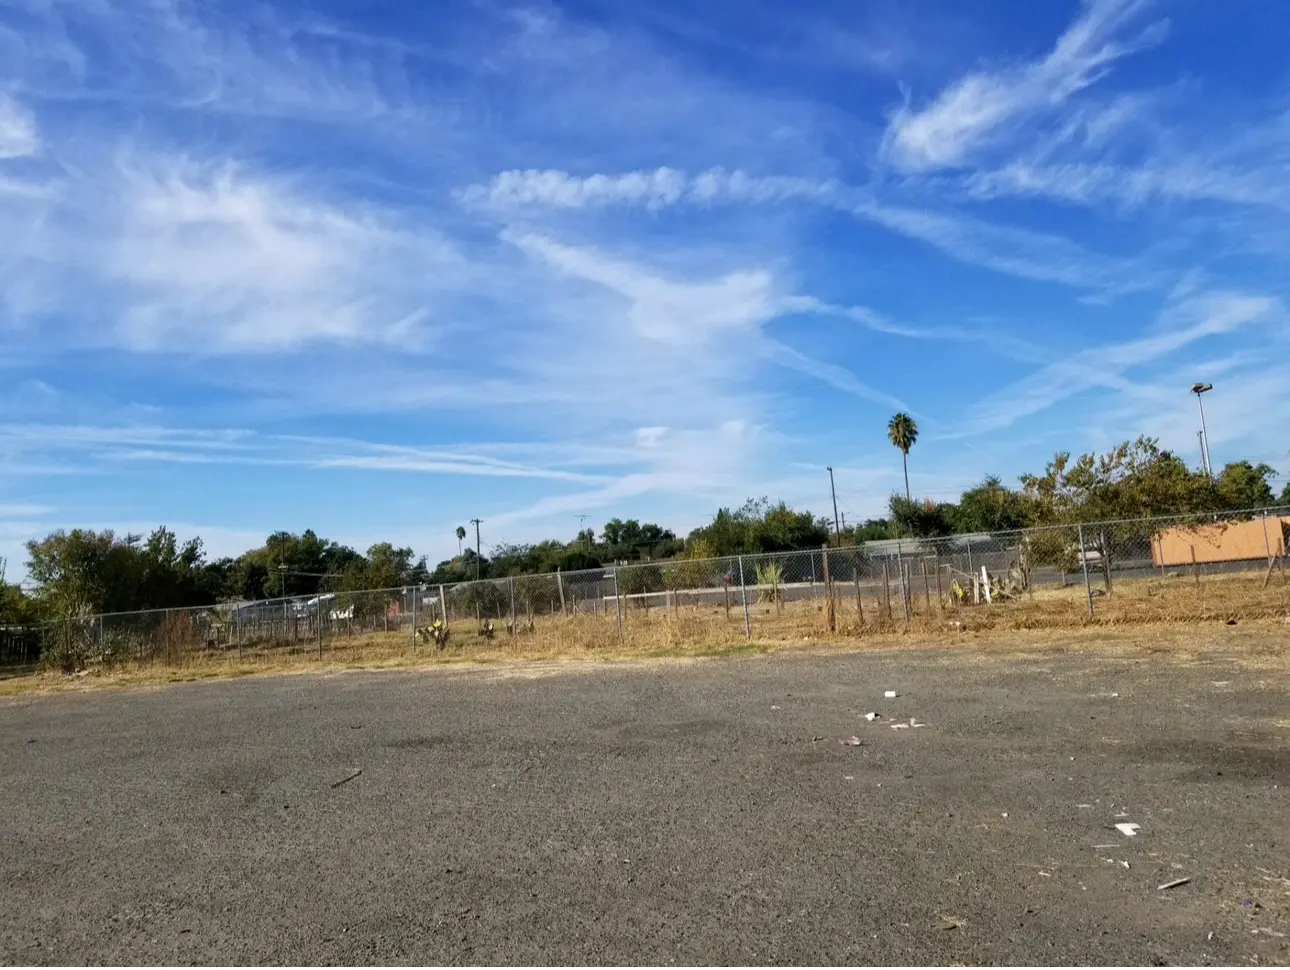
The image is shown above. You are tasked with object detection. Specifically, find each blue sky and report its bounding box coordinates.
[2,0,1289,573]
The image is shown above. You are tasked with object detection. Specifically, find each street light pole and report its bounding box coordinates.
[1191,383,1214,477]
[470,518,483,579]
[827,466,842,547]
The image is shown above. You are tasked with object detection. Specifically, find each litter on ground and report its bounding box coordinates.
[864,712,879,721]
[1157,877,1190,890]
[330,768,363,789]
[1114,822,1141,837]
[840,736,864,746]
[884,690,898,698]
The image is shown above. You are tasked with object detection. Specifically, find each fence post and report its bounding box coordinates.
[557,568,566,615]
[965,535,973,578]
[738,556,751,639]
[935,561,943,609]
[897,547,910,624]
[613,566,623,639]
[97,613,104,658]
[882,559,892,620]
[1191,545,1200,586]
[318,597,324,659]
[921,559,931,614]
[410,586,417,648]
[438,584,448,626]
[509,576,517,633]
[853,555,865,626]
[820,544,835,632]
[235,603,242,661]
[1078,524,1094,618]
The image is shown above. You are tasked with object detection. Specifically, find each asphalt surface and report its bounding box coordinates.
[2,640,1289,965]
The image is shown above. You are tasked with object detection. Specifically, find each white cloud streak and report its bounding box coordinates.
[469,166,1149,295]
[882,0,1167,172]
[0,92,38,157]
[0,424,605,483]
[959,289,1279,436]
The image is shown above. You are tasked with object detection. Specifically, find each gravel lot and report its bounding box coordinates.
[2,634,1289,965]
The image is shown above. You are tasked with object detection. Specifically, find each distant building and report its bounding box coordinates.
[1151,516,1288,567]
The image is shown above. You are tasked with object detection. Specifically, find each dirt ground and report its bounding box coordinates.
[1,626,1288,965]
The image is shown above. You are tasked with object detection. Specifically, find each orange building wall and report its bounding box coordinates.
[1151,517,1289,567]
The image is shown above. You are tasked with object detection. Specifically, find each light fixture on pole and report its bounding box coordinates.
[1191,382,1213,477]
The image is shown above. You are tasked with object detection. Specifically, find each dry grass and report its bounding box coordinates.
[4,570,1287,696]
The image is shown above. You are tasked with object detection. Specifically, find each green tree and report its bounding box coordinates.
[1019,438,1211,592]
[888,495,954,539]
[1215,461,1277,511]
[24,526,217,616]
[455,526,466,556]
[952,476,1033,533]
[887,413,919,501]
[851,518,894,542]
[686,498,828,557]
[0,558,42,625]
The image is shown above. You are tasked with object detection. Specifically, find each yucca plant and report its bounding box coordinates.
[755,561,784,609]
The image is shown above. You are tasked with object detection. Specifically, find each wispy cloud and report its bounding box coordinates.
[0,152,463,353]
[0,424,606,483]
[464,167,836,210]
[468,167,1145,295]
[882,0,1167,172]
[0,92,38,157]
[958,288,1280,437]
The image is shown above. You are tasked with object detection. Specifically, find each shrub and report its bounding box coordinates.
[754,561,785,603]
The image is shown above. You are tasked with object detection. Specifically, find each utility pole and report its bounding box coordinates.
[470,518,483,579]
[827,466,842,546]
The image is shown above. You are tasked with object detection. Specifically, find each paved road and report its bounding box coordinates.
[3,642,1289,965]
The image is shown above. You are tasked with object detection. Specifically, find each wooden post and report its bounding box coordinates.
[935,562,944,610]
[557,569,566,615]
[1191,545,1199,586]
[738,556,752,639]
[882,559,893,620]
[724,571,731,619]
[821,544,835,632]
[439,584,448,626]
[613,567,623,638]
[899,559,910,624]
[854,559,865,626]
[981,565,992,604]
[510,576,517,634]
[1077,524,1094,619]
[921,559,931,614]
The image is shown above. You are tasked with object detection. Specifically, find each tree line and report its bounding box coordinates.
[2,436,1285,624]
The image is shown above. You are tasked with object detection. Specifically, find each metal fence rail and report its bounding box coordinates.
[12,505,1290,671]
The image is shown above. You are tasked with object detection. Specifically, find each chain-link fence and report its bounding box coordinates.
[14,506,1290,672]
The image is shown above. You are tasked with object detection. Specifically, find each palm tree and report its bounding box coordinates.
[887,412,919,501]
[455,525,466,556]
